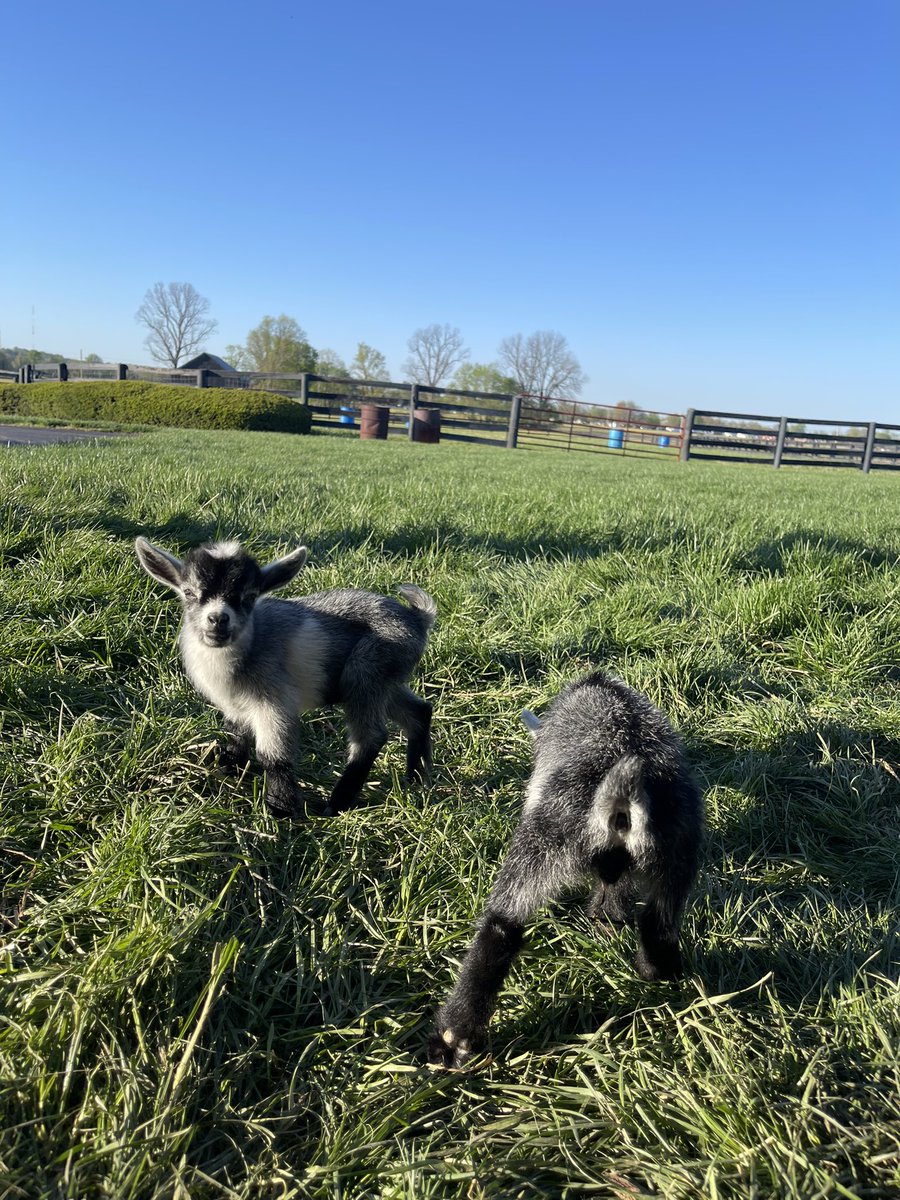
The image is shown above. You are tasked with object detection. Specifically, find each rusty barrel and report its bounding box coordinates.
[412,407,441,444]
[359,404,389,440]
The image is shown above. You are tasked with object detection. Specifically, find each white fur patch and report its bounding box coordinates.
[179,614,328,750]
[204,540,242,558]
[521,760,553,814]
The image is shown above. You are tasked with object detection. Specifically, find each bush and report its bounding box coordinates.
[0,381,311,434]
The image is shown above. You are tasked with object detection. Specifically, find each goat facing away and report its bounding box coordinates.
[135,537,436,818]
[429,670,703,1069]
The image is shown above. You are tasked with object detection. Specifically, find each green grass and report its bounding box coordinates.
[1,431,898,1199]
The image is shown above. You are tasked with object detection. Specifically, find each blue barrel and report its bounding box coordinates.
[658,435,670,448]
[339,406,354,426]
[608,428,624,449]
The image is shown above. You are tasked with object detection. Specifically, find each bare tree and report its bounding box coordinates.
[497,331,586,402]
[402,324,468,387]
[136,282,218,367]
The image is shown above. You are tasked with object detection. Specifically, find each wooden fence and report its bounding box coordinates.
[7,361,683,460]
[681,409,900,473]
[8,362,896,473]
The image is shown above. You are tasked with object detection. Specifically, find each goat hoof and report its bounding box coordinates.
[635,951,682,982]
[219,751,250,777]
[265,802,300,820]
[404,766,432,787]
[426,1027,483,1071]
[264,791,303,819]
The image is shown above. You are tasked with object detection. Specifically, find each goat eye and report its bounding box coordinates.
[182,587,197,601]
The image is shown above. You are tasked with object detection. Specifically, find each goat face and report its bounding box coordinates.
[135,537,308,649]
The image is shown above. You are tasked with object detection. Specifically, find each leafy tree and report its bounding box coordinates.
[84,353,103,363]
[223,343,253,370]
[316,349,349,377]
[452,362,518,394]
[403,324,468,387]
[135,282,218,367]
[350,342,388,381]
[0,346,65,369]
[498,330,585,403]
[244,315,318,374]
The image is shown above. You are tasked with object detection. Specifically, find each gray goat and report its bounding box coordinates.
[135,538,436,817]
[429,670,703,1068]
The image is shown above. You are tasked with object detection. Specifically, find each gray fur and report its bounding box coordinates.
[429,670,703,1068]
[135,537,435,817]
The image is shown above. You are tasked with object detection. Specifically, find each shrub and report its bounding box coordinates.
[0,381,311,434]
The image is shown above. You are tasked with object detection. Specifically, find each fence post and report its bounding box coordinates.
[679,409,695,461]
[196,369,208,389]
[773,416,788,468]
[117,363,128,381]
[58,362,68,382]
[408,384,419,442]
[299,373,309,406]
[506,394,522,449]
[862,422,876,473]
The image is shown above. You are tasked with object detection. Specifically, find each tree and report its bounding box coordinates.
[452,361,518,395]
[223,343,253,370]
[316,348,349,377]
[243,315,318,374]
[350,342,388,381]
[135,282,217,367]
[497,330,585,402]
[84,353,103,363]
[402,324,468,387]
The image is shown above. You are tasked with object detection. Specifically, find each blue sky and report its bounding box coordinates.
[2,0,897,421]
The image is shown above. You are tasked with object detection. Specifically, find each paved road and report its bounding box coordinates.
[0,425,128,446]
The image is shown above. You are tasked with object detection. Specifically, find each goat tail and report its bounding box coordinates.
[592,755,648,838]
[397,584,437,630]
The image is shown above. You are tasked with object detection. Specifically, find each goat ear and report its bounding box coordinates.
[259,546,307,593]
[521,709,542,735]
[135,537,184,592]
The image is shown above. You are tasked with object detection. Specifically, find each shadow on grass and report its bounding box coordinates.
[737,530,900,575]
[5,504,679,565]
[691,720,900,896]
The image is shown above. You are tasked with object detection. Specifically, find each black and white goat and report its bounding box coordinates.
[428,670,703,1068]
[135,538,436,817]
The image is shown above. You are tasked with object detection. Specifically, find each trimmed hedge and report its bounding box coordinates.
[0,381,311,434]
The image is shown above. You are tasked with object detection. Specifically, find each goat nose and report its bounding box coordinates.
[207,611,230,629]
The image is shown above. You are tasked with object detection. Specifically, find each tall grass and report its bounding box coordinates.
[1,431,898,1198]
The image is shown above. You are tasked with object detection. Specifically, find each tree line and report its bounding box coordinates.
[135,282,587,402]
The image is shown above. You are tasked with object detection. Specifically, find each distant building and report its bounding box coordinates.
[179,353,238,372]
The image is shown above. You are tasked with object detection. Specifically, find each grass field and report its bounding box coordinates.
[1,430,898,1199]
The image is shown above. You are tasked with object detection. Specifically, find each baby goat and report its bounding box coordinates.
[429,670,703,1068]
[135,537,436,817]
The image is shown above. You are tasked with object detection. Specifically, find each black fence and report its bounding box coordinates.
[681,409,900,473]
[8,364,896,474]
[8,361,682,460]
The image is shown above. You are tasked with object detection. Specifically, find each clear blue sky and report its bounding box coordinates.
[2,0,897,421]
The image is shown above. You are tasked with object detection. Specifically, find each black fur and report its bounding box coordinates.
[429,671,703,1068]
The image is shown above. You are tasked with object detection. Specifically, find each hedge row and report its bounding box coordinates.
[0,381,311,434]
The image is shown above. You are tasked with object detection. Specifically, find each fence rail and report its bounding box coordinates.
[681,409,900,473]
[5,363,896,474]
